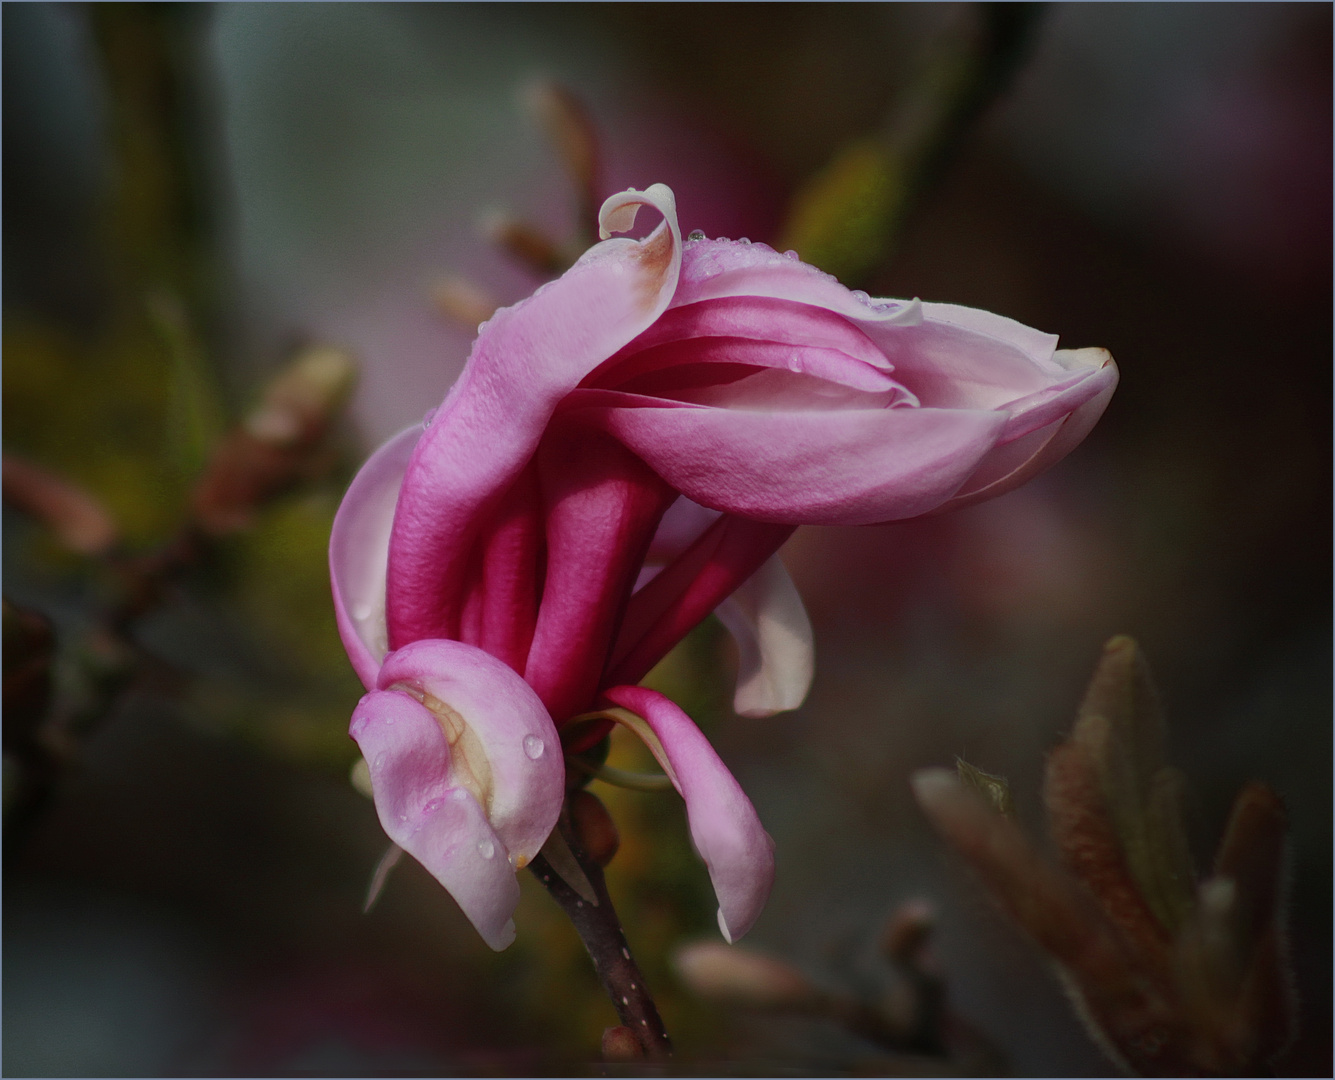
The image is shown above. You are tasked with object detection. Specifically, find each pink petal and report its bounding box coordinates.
[606,295,897,374]
[524,425,676,722]
[589,404,1009,525]
[671,238,922,328]
[645,367,906,412]
[603,685,775,942]
[468,465,542,673]
[386,185,683,647]
[640,500,810,719]
[646,496,722,561]
[608,514,795,690]
[349,688,521,950]
[940,349,1119,512]
[376,639,564,866]
[858,314,1060,411]
[715,554,813,718]
[602,335,905,397]
[330,425,421,689]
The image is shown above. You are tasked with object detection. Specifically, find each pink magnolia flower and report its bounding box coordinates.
[330,183,1117,950]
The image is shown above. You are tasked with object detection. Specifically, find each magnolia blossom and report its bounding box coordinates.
[330,183,1117,950]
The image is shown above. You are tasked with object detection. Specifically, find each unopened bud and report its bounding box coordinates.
[600,1025,642,1062]
[242,345,357,448]
[673,941,820,1011]
[192,344,356,534]
[479,210,570,278]
[879,898,936,967]
[431,275,500,330]
[522,80,598,200]
[570,789,619,866]
[2,454,119,556]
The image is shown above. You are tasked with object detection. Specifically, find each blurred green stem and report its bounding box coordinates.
[781,3,1046,287]
[88,2,231,464]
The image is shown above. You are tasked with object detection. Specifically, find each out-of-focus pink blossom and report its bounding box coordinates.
[330,183,1117,949]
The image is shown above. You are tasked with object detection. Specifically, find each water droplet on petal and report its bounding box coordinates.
[352,602,372,621]
[476,320,489,334]
[450,788,469,802]
[523,735,545,760]
[687,229,705,242]
[397,813,408,823]
[478,839,495,859]
[787,355,802,373]
[373,753,386,768]
[737,237,751,245]
[783,249,799,260]
[851,290,870,304]
[422,407,437,428]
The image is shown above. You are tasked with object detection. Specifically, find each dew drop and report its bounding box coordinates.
[476,320,489,334]
[622,995,629,1005]
[478,839,495,860]
[783,249,799,260]
[622,947,631,959]
[523,734,545,760]
[422,407,437,428]
[450,788,469,802]
[687,229,705,242]
[352,602,372,621]
[397,813,408,823]
[737,237,751,245]
[373,753,386,768]
[786,355,803,373]
[851,290,870,304]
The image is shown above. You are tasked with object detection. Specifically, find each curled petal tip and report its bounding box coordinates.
[598,184,678,240]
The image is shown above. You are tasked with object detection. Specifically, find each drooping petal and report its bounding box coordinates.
[330,425,421,689]
[714,554,814,718]
[603,685,775,942]
[349,688,520,950]
[386,184,683,647]
[376,639,563,866]
[589,403,1009,525]
[525,424,676,722]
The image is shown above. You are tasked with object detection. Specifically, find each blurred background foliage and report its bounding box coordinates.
[4,3,1330,1075]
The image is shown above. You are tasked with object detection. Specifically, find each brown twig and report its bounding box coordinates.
[530,806,673,1061]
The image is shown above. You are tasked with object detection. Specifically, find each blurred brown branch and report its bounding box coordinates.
[3,345,357,861]
[673,900,1005,1073]
[913,636,1296,1077]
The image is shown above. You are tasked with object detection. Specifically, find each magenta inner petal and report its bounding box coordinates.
[599,336,901,394]
[599,295,893,378]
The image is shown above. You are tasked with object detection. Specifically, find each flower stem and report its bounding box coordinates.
[530,811,673,1060]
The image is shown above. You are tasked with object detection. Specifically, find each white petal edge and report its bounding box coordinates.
[715,554,814,718]
[330,424,422,689]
